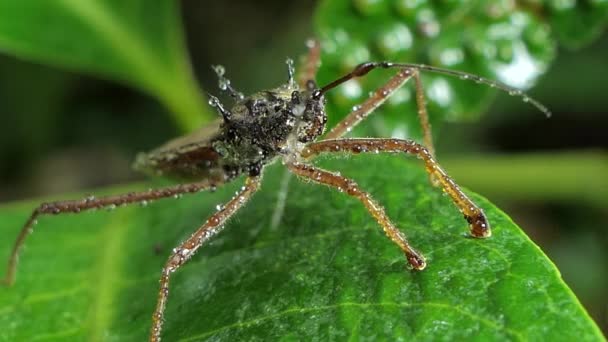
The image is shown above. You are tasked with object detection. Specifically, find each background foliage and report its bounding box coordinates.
[0,158,603,340]
[0,0,606,339]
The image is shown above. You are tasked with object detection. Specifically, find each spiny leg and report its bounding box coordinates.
[323,68,436,156]
[286,162,426,270]
[301,138,490,238]
[1,179,222,287]
[324,68,413,140]
[412,69,434,157]
[150,176,261,342]
[299,38,321,88]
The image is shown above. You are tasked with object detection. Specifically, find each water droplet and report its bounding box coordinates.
[107,204,116,211]
[522,96,530,103]
[141,200,149,207]
[213,65,225,76]
[508,90,521,96]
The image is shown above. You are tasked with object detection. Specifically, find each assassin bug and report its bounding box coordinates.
[1,40,550,341]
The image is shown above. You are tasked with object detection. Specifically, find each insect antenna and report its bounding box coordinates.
[316,62,551,118]
[285,58,297,88]
[208,93,232,122]
[212,65,245,101]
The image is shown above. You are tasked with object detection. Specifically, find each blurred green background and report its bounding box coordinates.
[0,0,606,336]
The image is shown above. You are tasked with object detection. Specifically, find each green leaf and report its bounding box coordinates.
[314,0,556,139]
[313,0,607,139]
[547,0,608,49]
[0,156,602,340]
[0,0,210,132]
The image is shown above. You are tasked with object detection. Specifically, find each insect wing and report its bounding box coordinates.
[134,120,225,181]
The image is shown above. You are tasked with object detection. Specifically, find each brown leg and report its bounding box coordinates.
[412,70,434,157]
[150,176,261,342]
[1,179,221,287]
[324,68,436,157]
[286,162,426,270]
[301,138,491,238]
[299,38,321,88]
[324,68,412,140]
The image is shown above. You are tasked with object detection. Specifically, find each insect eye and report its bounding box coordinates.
[306,80,317,91]
[232,104,248,116]
[291,91,301,104]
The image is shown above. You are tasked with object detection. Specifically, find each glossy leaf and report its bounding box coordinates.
[0,156,603,341]
[547,0,608,49]
[313,0,607,139]
[0,0,209,132]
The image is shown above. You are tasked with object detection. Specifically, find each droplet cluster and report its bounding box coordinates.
[315,0,557,136]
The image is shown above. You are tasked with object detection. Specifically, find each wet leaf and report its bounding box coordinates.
[0,0,208,131]
[313,0,607,139]
[0,156,603,341]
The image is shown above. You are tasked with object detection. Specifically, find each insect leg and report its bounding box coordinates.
[150,176,261,342]
[1,180,221,287]
[299,38,321,89]
[324,68,435,156]
[412,70,434,157]
[323,69,414,139]
[302,138,491,238]
[286,162,426,270]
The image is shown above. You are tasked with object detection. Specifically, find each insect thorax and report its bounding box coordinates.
[212,85,327,176]
[133,83,326,181]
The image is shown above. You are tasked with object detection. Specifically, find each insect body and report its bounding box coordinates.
[2,40,548,341]
[134,64,326,182]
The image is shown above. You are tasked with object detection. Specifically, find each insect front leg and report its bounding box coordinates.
[302,138,491,238]
[150,176,261,342]
[324,68,412,140]
[1,180,221,287]
[286,162,426,270]
[323,68,436,158]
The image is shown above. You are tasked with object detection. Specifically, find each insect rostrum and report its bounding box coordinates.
[3,40,548,341]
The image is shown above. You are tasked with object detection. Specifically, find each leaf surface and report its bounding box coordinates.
[0,156,603,341]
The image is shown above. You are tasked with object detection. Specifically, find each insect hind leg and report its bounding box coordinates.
[1,180,221,287]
